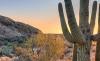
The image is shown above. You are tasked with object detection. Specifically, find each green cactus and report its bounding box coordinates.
[58,0,97,61]
[90,1,97,34]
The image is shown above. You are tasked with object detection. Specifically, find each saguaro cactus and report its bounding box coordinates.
[58,0,97,61]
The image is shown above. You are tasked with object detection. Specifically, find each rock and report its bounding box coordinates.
[0,15,42,42]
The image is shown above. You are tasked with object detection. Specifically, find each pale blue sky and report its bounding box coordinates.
[0,0,99,33]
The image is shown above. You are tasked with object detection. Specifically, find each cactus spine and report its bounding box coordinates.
[58,0,97,61]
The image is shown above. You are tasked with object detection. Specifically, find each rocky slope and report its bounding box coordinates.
[0,15,43,60]
[0,15,42,43]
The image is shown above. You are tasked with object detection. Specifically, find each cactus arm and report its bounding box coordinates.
[96,4,100,61]
[90,1,97,34]
[64,0,86,44]
[79,0,90,36]
[79,0,89,27]
[58,3,78,61]
[58,3,74,43]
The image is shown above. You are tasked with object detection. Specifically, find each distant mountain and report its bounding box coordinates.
[0,15,42,43]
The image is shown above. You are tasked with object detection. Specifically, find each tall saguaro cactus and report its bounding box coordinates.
[58,0,97,61]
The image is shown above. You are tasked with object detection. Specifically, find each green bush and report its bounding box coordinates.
[0,45,13,56]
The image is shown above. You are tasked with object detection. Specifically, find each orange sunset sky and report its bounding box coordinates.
[0,0,99,34]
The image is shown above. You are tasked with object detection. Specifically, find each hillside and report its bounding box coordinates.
[0,15,43,61]
[0,15,42,44]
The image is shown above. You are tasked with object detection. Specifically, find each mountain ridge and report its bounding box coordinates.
[0,15,42,43]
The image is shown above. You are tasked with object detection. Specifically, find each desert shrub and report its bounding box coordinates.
[32,34,46,47]
[14,47,34,61]
[14,34,45,61]
[0,44,14,56]
[14,34,65,61]
[37,34,65,61]
[46,39,64,59]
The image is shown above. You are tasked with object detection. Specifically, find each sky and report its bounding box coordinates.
[0,0,99,34]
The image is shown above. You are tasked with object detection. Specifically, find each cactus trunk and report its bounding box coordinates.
[72,44,77,61]
[78,0,91,61]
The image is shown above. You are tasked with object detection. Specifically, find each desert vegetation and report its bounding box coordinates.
[58,0,100,61]
[14,34,65,61]
[0,15,65,61]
